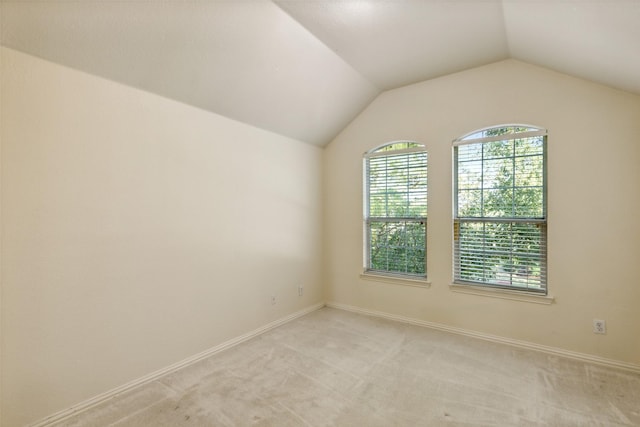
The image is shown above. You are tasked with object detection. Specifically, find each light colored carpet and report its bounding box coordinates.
[55,307,640,426]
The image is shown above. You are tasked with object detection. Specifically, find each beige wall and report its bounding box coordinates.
[1,47,324,426]
[3,48,640,427]
[324,60,640,366]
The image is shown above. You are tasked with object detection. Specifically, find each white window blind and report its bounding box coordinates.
[453,126,547,293]
[364,142,427,277]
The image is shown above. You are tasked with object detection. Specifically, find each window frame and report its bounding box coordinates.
[452,125,548,295]
[363,141,428,280]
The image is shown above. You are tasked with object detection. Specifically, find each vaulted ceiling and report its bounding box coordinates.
[2,1,639,146]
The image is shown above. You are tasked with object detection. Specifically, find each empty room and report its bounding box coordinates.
[1,1,639,426]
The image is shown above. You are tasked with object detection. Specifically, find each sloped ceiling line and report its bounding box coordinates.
[1,0,639,146]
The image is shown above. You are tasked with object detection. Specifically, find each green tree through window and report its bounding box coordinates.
[454,126,547,293]
[364,142,427,276]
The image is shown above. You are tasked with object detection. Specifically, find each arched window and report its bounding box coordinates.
[364,141,427,277]
[453,125,547,293]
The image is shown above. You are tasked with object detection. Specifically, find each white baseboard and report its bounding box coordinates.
[30,302,325,427]
[326,301,640,374]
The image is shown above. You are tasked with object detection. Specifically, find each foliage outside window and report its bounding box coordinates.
[453,125,547,293]
[364,142,427,277]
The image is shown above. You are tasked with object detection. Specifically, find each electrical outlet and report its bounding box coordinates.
[298,286,304,296]
[271,295,276,305]
[593,319,606,334]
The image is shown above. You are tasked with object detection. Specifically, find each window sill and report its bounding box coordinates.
[450,283,554,305]
[360,272,431,288]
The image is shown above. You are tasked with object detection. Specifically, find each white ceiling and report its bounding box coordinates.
[2,0,639,146]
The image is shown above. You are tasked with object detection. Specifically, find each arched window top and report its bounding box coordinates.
[454,124,547,145]
[365,140,426,158]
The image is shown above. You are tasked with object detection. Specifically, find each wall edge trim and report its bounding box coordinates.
[29,302,326,427]
[326,301,640,374]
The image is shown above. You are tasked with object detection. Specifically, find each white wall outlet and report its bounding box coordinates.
[593,319,606,334]
[271,295,276,305]
[298,286,304,296]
